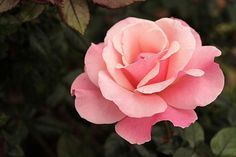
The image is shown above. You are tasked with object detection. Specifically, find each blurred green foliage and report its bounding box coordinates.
[1,0,236,157]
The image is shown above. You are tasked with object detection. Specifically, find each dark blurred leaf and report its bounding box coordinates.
[105,133,130,157]
[34,0,62,5]
[35,115,70,135]
[47,84,67,107]
[173,147,197,157]
[7,145,24,157]
[57,134,81,157]
[59,0,89,34]
[0,113,9,126]
[0,15,20,35]
[134,145,155,157]
[153,125,180,155]
[195,142,214,157]
[228,107,236,126]
[105,133,154,157]
[17,1,45,22]
[0,0,20,13]
[182,122,204,148]
[210,127,236,157]
[93,0,145,8]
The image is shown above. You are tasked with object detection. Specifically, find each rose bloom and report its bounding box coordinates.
[71,17,224,144]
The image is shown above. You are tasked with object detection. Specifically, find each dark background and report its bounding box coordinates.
[1,0,236,157]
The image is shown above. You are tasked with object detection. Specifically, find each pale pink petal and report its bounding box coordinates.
[122,22,167,63]
[103,41,134,90]
[139,28,168,53]
[153,106,198,128]
[98,71,167,118]
[159,63,224,109]
[184,46,221,70]
[115,106,197,144]
[175,18,202,48]
[185,69,205,77]
[106,17,147,54]
[105,17,145,43]
[156,18,196,77]
[136,68,205,94]
[85,43,106,86]
[161,41,180,60]
[115,117,153,144]
[71,73,125,124]
[119,55,158,86]
[137,63,160,87]
[136,77,176,94]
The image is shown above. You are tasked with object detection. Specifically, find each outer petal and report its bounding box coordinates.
[85,43,106,86]
[184,46,221,70]
[115,106,197,144]
[115,117,153,144]
[98,71,167,118]
[71,73,125,124]
[152,106,197,128]
[156,18,196,77]
[160,63,224,109]
[175,18,202,48]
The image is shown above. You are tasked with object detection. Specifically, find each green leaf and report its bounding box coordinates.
[210,127,236,157]
[7,145,24,157]
[173,148,197,157]
[0,113,9,126]
[57,134,81,157]
[0,15,20,35]
[93,0,145,8]
[182,122,204,148]
[228,108,236,126]
[17,1,45,22]
[60,0,90,34]
[0,0,20,13]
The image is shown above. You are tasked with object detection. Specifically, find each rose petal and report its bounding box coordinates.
[184,46,221,70]
[115,117,153,144]
[115,106,197,144]
[105,17,144,43]
[98,71,167,118]
[103,42,134,90]
[71,73,125,124]
[122,22,168,63]
[153,106,198,128]
[175,18,202,48]
[85,43,106,86]
[136,77,176,94]
[159,63,224,109]
[118,55,158,87]
[156,18,196,77]
[161,41,180,60]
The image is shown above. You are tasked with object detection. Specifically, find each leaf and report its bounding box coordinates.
[34,0,62,5]
[182,122,204,148]
[0,0,20,13]
[173,148,197,157]
[60,0,90,34]
[93,0,145,8]
[17,1,45,22]
[0,15,20,35]
[0,113,9,126]
[57,134,81,157]
[210,127,236,157]
[228,108,236,126]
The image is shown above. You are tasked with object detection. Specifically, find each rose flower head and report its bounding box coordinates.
[71,17,224,144]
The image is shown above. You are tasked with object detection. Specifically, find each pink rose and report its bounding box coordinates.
[71,17,224,144]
